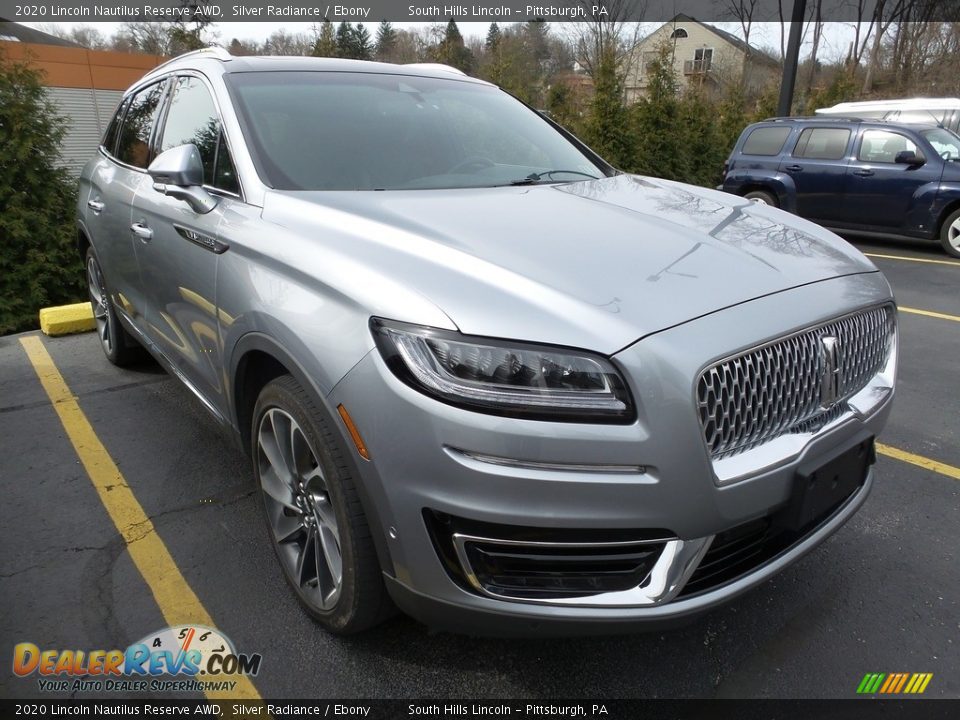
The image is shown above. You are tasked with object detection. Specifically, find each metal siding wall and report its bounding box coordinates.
[45,87,123,176]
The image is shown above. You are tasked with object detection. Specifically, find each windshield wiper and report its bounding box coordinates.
[508,170,599,186]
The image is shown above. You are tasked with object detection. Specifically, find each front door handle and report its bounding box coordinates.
[130,222,153,241]
[784,164,803,172]
[853,169,875,177]
[87,199,104,214]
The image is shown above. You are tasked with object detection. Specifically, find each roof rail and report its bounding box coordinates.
[762,116,866,123]
[150,46,232,74]
[403,62,466,76]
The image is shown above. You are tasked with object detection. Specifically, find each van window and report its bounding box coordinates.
[858,130,918,163]
[741,126,791,156]
[922,128,960,160]
[793,128,850,160]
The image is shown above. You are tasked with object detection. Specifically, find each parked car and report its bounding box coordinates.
[816,97,960,134]
[78,49,898,635]
[722,116,960,258]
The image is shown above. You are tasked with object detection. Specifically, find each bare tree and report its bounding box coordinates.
[861,0,910,94]
[804,0,824,95]
[722,0,761,80]
[34,23,109,50]
[567,0,647,80]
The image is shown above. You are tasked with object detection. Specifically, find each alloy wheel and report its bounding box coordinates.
[257,408,343,611]
[948,217,960,252]
[86,256,112,355]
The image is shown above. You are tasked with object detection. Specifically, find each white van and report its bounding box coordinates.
[815,98,960,133]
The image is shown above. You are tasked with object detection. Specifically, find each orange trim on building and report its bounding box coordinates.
[0,41,167,90]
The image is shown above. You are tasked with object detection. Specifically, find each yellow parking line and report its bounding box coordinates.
[899,306,960,323]
[19,335,262,702]
[877,442,960,481]
[864,252,960,267]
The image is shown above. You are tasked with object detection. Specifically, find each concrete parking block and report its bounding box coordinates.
[38,302,94,336]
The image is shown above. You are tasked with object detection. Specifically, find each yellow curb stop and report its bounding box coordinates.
[39,302,94,336]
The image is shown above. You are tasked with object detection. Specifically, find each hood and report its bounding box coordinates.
[261,174,877,354]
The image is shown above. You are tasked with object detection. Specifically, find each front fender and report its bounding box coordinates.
[930,183,960,235]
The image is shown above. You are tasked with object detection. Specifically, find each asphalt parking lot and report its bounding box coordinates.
[1,237,957,701]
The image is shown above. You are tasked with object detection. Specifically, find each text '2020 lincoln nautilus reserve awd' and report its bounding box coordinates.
[77,48,898,635]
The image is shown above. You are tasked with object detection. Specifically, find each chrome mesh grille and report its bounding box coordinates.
[697,306,894,459]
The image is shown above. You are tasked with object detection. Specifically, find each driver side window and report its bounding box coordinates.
[159,76,238,194]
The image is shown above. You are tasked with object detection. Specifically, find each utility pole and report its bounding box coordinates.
[777,0,807,116]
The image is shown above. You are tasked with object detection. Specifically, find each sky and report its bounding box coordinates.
[22,20,859,64]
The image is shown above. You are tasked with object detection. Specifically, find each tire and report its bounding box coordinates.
[743,190,778,207]
[939,207,960,258]
[85,247,143,366]
[252,375,390,634]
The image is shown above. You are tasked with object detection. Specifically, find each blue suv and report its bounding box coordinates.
[722,117,960,257]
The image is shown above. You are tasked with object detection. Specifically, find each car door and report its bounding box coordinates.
[778,126,853,222]
[83,82,168,328]
[842,128,941,232]
[132,74,242,414]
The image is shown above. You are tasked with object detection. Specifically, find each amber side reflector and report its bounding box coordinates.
[337,404,370,460]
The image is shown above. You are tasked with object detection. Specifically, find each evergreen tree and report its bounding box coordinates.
[312,19,337,57]
[375,21,398,61]
[353,23,373,61]
[631,43,686,179]
[335,22,354,58]
[485,22,501,51]
[584,48,633,169]
[433,19,473,73]
[0,52,85,333]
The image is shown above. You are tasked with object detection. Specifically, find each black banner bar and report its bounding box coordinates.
[3,0,960,24]
[2,700,959,720]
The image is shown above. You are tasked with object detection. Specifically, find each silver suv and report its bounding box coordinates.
[78,49,898,635]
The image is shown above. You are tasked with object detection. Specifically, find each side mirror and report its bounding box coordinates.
[148,144,218,214]
[894,150,925,166]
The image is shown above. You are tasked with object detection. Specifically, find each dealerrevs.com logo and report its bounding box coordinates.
[13,626,262,694]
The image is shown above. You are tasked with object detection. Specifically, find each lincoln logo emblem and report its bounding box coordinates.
[819,335,841,408]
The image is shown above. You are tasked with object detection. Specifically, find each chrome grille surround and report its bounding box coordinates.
[696,305,895,462]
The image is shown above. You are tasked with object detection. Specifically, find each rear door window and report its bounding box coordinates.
[101,97,129,156]
[793,128,851,160]
[741,126,791,156]
[116,81,167,169]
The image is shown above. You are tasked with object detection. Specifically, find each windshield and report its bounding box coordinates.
[922,127,960,160]
[226,71,604,191]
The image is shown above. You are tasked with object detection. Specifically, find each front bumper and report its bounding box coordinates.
[325,272,895,634]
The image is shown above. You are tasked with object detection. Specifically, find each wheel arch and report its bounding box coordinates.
[935,196,960,235]
[230,333,396,577]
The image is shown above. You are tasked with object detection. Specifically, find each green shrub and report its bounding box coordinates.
[0,50,84,335]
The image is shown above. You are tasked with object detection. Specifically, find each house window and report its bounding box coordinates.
[693,48,713,72]
[670,28,688,39]
[642,51,660,77]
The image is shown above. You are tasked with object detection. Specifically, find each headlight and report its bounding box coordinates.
[371,319,634,423]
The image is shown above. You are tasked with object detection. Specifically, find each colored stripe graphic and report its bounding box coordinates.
[857,672,932,694]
